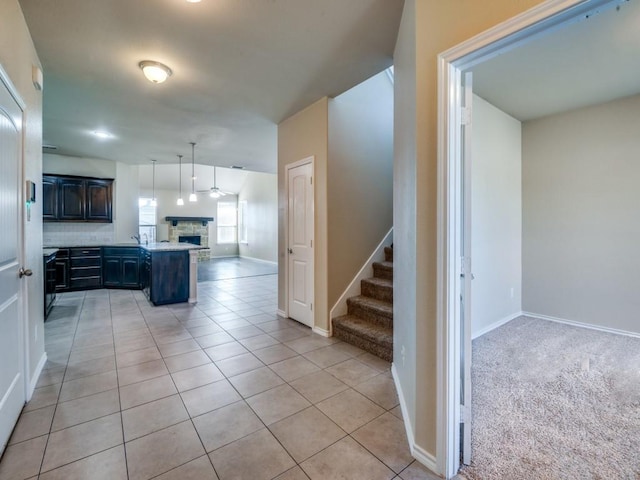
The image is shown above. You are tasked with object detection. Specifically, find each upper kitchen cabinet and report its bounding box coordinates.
[86,179,113,221]
[43,174,113,223]
[42,175,58,220]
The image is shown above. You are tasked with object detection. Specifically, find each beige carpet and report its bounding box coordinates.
[459,316,640,480]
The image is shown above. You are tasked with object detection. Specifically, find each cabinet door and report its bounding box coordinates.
[86,179,113,222]
[102,256,121,287]
[58,178,85,220]
[42,176,58,221]
[55,258,69,291]
[121,256,140,287]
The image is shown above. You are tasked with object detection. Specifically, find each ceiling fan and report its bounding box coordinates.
[197,166,234,198]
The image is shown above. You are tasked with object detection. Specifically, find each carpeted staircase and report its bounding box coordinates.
[332,246,393,362]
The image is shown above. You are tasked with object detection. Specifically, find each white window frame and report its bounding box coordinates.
[217,200,238,245]
[238,200,248,244]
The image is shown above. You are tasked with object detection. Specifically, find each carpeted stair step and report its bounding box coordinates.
[347,296,393,329]
[332,315,393,362]
[361,277,393,303]
[384,246,393,262]
[372,261,393,281]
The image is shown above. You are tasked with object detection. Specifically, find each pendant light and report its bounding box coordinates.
[149,159,157,207]
[176,154,184,206]
[189,142,197,202]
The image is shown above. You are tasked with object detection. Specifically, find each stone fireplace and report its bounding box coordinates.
[166,217,213,261]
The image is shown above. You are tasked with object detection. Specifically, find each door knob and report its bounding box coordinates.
[288,248,293,254]
[19,267,33,278]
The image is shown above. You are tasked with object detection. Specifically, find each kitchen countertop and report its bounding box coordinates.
[43,248,59,257]
[43,242,205,252]
[141,242,206,252]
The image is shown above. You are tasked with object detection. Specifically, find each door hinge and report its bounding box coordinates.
[460,404,470,423]
[310,240,312,248]
[460,256,471,276]
[310,303,313,311]
[461,107,472,126]
[310,176,313,185]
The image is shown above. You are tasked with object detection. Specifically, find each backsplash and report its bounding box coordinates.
[43,223,115,246]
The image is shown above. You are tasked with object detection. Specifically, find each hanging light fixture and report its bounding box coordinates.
[189,142,197,202]
[176,154,184,206]
[150,159,158,207]
[209,166,226,198]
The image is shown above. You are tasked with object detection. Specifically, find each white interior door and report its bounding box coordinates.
[0,69,26,455]
[460,71,473,466]
[287,160,314,327]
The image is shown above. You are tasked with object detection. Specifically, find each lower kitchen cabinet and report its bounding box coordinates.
[69,248,102,290]
[55,248,70,291]
[142,250,189,306]
[44,251,57,319]
[103,247,140,288]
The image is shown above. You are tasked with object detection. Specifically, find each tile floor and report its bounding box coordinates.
[0,274,439,480]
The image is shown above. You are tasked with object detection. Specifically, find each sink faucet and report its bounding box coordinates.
[131,234,141,245]
[142,233,149,245]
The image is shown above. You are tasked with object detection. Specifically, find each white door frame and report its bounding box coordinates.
[284,156,314,324]
[435,0,617,477]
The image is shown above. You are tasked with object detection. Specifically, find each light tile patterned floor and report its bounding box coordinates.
[0,274,439,480]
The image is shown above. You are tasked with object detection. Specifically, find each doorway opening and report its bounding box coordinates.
[437,0,633,477]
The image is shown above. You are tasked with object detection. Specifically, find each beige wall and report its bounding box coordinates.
[327,71,393,306]
[278,98,329,329]
[43,154,140,244]
[0,0,45,390]
[471,95,522,337]
[395,0,544,460]
[238,171,277,264]
[523,93,640,334]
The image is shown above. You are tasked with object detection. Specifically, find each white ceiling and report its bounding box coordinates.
[19,0,404,173]
[472,0,640,121]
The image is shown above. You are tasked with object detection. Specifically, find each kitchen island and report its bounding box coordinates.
[140,243,201,306]
[43,242,203,306]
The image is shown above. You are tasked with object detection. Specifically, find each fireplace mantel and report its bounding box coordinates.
[165,216,214,227]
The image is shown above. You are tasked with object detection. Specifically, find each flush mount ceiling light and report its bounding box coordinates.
[176,154,184,206]
[139,60,172,84]
[92,130,113,139]
[150,159,158,207]
[189,142,197,202]
[186,0,202,3]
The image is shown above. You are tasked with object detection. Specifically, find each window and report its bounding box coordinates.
[138,198,156,243]
[238,200,248,244]
[217,201,237,244]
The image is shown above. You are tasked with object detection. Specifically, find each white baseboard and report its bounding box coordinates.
[391,364,439,475]
[312,326,330,337]
[472,311,523,340]
[276,309,287,319]
[523,311,640,339]
[27,352,47,402]
[238,255,278,266]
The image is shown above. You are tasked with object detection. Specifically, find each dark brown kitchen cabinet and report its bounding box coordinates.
[142,250,189,306]
[86,179,112,221]
[55,248,70,291]
[103,247,141,288]
[42,176,58,220]
[59,177,85,220]
[43,174,113,222]
[69,247,102,290]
